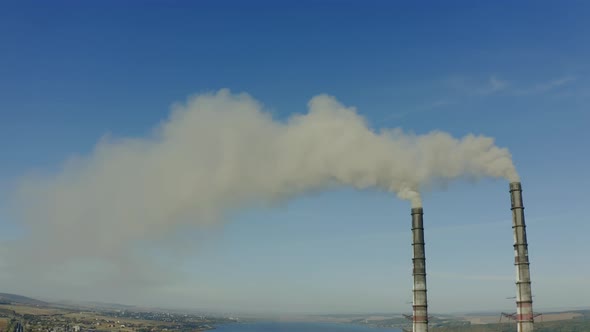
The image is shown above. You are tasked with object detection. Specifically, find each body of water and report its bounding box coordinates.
[214,322,402,332]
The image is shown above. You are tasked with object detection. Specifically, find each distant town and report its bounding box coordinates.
[0,293,238,332]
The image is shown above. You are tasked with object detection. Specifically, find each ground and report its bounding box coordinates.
[0,318,9,332]
[0,302,228,332]
[0,304,65,316]
[461,312,583,325]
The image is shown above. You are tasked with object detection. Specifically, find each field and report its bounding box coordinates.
[431,310,590,332]
[351,309,590,332]
[0,304,67,316]
[461,312,583,325]
[0,318,9,332]
[61,311,170,332]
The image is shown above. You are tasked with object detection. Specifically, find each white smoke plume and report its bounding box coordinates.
[11,89,518,263]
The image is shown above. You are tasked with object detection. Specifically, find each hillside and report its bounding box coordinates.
[0,293,47,306]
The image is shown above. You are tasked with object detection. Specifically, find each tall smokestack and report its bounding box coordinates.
[509,182,534,332]
[411,207,428,332]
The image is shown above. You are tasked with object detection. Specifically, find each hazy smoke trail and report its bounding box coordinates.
[13,89,518,258]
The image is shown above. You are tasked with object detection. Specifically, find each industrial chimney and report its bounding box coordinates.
[509,182,534,332]
[411,207,428,332]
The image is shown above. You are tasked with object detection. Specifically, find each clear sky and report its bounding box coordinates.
[1,0,589,314]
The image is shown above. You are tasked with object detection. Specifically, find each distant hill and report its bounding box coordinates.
[0,293,48,306]
[73,300,137,310]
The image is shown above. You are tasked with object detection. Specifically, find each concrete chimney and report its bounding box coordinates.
[411,207,428,332]
[509,182,534,332]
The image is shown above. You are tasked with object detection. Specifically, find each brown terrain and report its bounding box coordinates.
[0,304,64,316]
[462,311,583,325]
[0,318,9,332]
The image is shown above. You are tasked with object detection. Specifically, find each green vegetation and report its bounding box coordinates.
[430,320,590,332]
[430,311,590,332]
[354,310,590,332]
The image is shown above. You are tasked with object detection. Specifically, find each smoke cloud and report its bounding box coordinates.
[10,89,518,270]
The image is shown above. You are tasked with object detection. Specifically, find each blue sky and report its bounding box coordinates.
[1,1,589,314]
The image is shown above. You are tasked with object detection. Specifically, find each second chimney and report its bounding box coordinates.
[411,207,428,332]
[510,182,534,332]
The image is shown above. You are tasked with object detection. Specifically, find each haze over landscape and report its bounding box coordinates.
[1,0,589,318]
